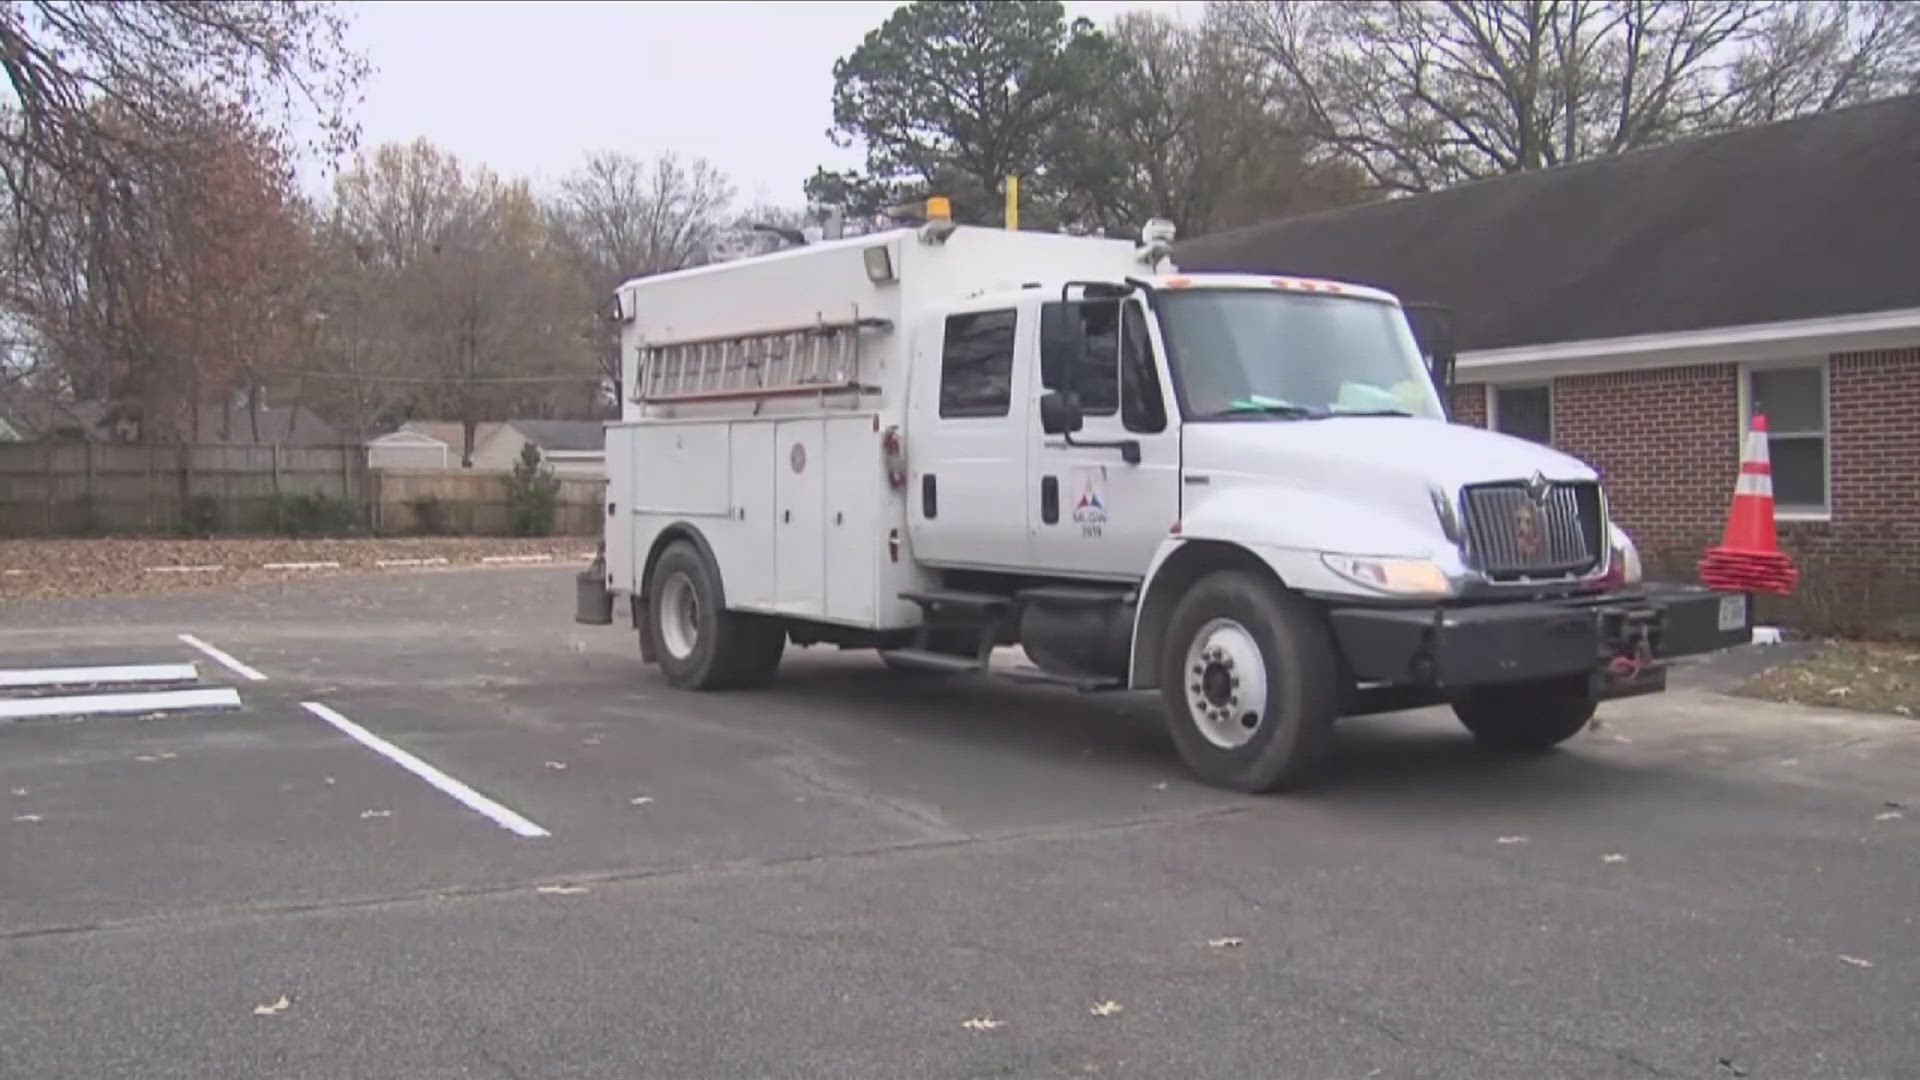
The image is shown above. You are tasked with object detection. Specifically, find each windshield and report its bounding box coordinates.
[1153,289,1447,421]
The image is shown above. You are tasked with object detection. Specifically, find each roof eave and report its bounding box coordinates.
[1459,306,1920,383]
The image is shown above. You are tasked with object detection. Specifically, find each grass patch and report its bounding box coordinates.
[1732,641,1920,719]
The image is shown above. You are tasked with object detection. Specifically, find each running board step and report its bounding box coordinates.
[880,648,985,674]
[899,589,1013,613]
[999,665,1123,692]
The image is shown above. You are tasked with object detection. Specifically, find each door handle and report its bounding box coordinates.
[921,474,937,519]
[1040,475,1059,525]
[783,509,791,524]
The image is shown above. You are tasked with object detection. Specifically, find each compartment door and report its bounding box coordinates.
[774,418,827,615]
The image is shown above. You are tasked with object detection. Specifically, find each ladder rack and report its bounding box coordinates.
[633,309,893,405]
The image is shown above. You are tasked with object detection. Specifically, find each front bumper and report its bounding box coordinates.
[1329,583,1754,701]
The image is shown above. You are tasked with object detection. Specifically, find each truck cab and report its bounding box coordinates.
[582,214,1753,794]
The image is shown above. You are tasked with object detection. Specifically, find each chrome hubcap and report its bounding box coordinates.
[658,572,700,661]
[1183,618,1269,749]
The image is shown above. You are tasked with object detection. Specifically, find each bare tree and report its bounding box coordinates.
[316,141,601,458]
[549,150,735,288]
[0,1,367,263]
[1064,9,1372,236]
[1221,0,1920,194]
[547,150,734,404]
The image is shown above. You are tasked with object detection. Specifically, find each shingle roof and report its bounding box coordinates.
[510,419,605,453]
[1172,94,1920,352]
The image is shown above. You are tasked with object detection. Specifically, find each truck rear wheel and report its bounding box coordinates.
[1159,570,1339,793]
[1451,677,1596,750]
[648,540,784,690]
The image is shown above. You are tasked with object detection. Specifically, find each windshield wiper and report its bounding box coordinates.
[1204,402,1325,420]
[1327,408,1413,418]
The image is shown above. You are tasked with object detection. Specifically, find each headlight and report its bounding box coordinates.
[1609,523,1644,585]
[1322,554,1456,597]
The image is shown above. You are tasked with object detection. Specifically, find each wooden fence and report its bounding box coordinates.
[373,468,606,536]
[0,443,605,538]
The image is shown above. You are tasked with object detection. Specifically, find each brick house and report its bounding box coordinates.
[1174,94,1920,636]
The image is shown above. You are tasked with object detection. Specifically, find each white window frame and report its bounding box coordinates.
[1489,381,1554,445]
[1737,357,1831,521]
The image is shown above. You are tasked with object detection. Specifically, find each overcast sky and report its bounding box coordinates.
[298,0,1192,207]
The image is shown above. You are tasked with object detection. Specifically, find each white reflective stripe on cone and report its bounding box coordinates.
[1744,431,1771,464]
[1734,472,1774,497]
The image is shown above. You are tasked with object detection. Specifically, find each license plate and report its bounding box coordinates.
[1717,593,1748,633]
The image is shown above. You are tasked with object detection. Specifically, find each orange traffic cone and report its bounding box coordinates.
[1698,414,1798,596]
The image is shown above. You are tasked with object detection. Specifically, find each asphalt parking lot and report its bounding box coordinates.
[3,568,1917,1080]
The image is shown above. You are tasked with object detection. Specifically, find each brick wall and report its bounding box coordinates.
[1449,384,1487,427]
[1456,346,1920,638]
[1551,363,1740,558]
[1777,347,1920,637]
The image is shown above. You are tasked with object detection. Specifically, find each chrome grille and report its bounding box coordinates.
[1460,480,1604,579]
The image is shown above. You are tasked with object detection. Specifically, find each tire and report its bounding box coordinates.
[1451,676,1597,751]
[646,540,784,690]
[1158,570,1340,793]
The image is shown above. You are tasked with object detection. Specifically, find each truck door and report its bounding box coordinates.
[904,301,1032,572]
[1028,295,1180,580]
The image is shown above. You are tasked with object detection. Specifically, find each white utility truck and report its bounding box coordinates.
[577,205,1753,793]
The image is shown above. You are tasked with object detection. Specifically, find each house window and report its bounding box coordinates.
[1492,383,1552,444]
[938,309,1017,418]
[1743,361,1828,515]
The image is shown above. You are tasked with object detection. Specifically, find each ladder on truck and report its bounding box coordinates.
[633,308,893,407]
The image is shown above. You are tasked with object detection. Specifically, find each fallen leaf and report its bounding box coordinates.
[629,796,654,806]
[1497,835,1528,845]
[544,761,568,771]
[962,1017,1003,1031]
[252,995,291,1017]
[1840,955,1874,968]
[359,809,391,819]
[1089,1000,1123,1018]
[13,814,42,823]
[1717,1057,1750,1077]
[1206,937,1245,949]
[536,884,589,895]
[1603,853,1628,864]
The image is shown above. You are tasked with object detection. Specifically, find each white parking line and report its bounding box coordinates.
[0,687,241,721]
[262,561,342,571]
[178,635,268,682]
[299,702,551,839]
[481,555,554,565]
[375,557,450,568]
[0,663,199,689]
[145,565,225,574]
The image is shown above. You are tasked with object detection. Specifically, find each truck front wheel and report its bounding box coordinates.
[648,540,784,690]
[1159,571,1340,793]
[1451,677,1596,750]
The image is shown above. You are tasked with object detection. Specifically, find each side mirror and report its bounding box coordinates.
[1039,390,1084,435]
[1403,302,1458,396]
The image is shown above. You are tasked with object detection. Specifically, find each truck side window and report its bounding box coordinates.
[938,309,1017,418]
[1120,302,1166,433]
[1038,301,1119,416]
